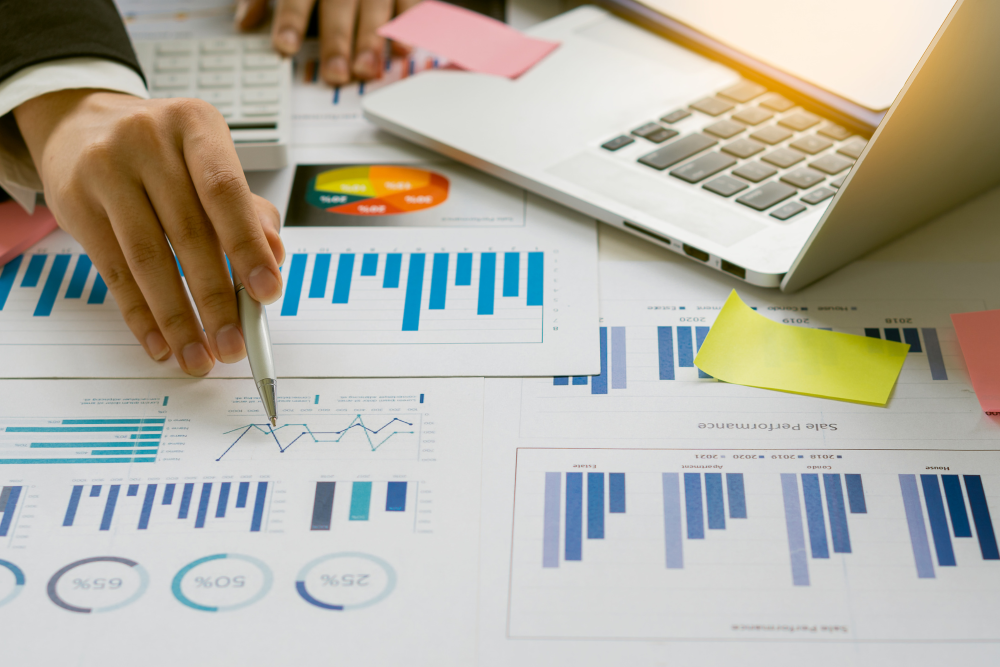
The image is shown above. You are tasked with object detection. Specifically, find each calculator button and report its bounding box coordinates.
[770,201,807,220]
[703,119,745,139]
[632,122,677,143]
[830,175,847,188]
[156,41,193,56]
[637,134,717,170]
[702,175,749,197]
[669,152,737,183]
[761,147,806,168]
[201,38,238,54]
[216,105,235,119]
[152,73,190,89]
[660,109,691,124]
[243,71,280,87]
[810,153,854,175]
[837,137,867,159]
[242,37,273,52]
[200,55,236,71]
[242,104,280,117]
[737,182,796,210]
[198,73,236,88]
[601,135,634,151]
[197,90,234,105]
[721,138,765,159]
[718,81,767,103]
[817,124,852,141]
[732,161,777,183]
[242,89,280,104]
[759,94,794,112]
[789,135,833,155]
[780,167,825,189]
[243,53,281,70]
[155,57,192,73]
[749,125,793,145]
[690,97,735,116]
[778,111,821,131]
[731,106,773,126]
[801,187,835,205]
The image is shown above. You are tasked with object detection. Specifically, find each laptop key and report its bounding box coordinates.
[801,186,836,205]
[789,135,833,155]
[810,153,854,175]
[770,201,807,220]
[838,137,867,159]
[638,134,717,170]
[780,167,825,189]
[704,119,745,139]
[632,122,678,143]
[737,182,796,210]
[703,175,749,197]
[661,109,692,124]
[718,81,767,103]
[732,106,774,126]
[759,93,794,112]
[778,111,821,131]
[690,96,735,116]
[670,152,737,183]
[818,124,852,140]
[830,175,847,188]
[750,125,793,145]
[761,147,806,168]
[732,161,777,183]
[602,135,635,151]
[722,138,766,159]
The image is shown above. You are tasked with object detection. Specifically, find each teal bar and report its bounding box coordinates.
[92,449,158,456]
[62,419,165,424]
[31,442,134,448]
[349,481,372,521]
[0,458,156,464]
[130,434,161,440]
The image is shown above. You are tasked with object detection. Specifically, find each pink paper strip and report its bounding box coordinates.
[377,0,559,79]
[0,201,58,267]
[951,309,1000,414]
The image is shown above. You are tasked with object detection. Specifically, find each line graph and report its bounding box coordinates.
[216,415,418,462]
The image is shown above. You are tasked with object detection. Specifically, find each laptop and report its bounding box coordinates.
[361,0,1000,291]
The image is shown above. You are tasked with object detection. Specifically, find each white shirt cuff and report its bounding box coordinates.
[0,58,149,212]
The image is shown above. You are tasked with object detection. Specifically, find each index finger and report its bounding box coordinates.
[176,103,283,304]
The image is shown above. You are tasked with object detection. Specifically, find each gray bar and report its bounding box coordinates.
[921,328,948,381]
[611,327,627,390]
[310,482,336,531]
[0,486,11,512]
[899,474,936,578]
[780,473,810,586]
[543,472,561,568]
[662,473,684,569]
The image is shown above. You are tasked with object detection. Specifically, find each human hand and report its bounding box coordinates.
[236,0,423,85]
[14,89,285,376]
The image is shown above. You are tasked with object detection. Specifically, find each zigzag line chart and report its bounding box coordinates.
[216,415,417,461]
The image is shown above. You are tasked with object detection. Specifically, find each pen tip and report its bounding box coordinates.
[271,416,277,428]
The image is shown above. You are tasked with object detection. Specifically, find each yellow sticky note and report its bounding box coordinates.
[695,291,909,405]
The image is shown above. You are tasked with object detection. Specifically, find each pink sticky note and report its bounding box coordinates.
[377,0,559,79]
[0,201,58,267]
[951,309,1000,415]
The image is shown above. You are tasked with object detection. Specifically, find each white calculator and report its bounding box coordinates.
[133,35,292,171]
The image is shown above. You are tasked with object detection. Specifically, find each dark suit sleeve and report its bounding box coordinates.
[0,0,144,85]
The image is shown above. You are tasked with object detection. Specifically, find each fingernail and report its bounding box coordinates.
[182,342,214,376]
[276,28,300,54]
[216,324,247,364]
[145,331,171,361]
[248,265,282,304]
[234,0,249,24]
[353,51,379,79]
[324,56,349,84]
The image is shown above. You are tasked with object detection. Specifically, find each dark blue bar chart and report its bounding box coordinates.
[270,250,544,344]
[512,448,1000,641]
[60,479,275,533]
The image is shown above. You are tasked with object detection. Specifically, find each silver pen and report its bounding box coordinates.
[234,277,278,427]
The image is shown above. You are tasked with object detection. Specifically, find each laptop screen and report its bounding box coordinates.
[622,0,955,111]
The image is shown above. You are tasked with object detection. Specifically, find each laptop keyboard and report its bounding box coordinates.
[601,81,868,221]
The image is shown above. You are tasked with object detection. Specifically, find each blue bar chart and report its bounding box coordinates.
[271,250,544,344]
[308,480,417,531]
[0,253,109,317]
[0,485,23,537]
[511,448,1000,641]
[60,479,275,533]
[0,418,163,464]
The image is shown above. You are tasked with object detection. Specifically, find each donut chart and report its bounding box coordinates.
[306,166,450,216]
[0,559,25,607]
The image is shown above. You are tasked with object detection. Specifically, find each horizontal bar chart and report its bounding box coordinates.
[0,418,161,464]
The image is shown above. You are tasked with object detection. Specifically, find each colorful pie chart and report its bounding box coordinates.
[306,165,450,216]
